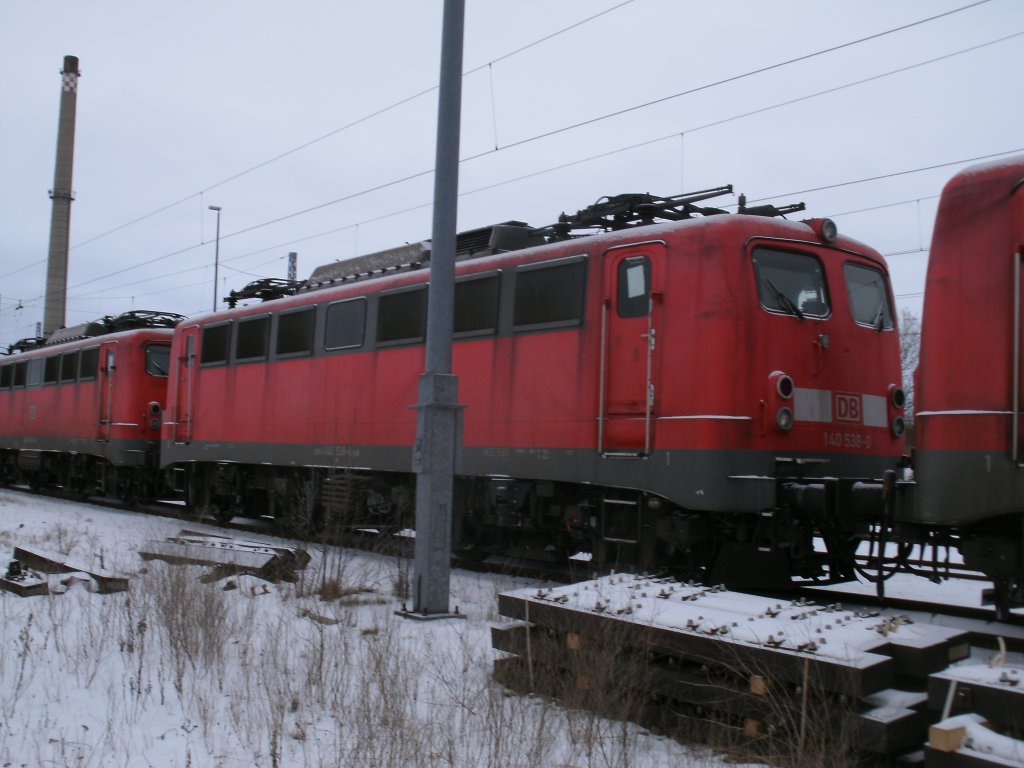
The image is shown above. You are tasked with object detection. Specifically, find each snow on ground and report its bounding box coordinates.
[0,489,752,768]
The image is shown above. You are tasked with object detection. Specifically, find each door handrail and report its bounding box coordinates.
[598,299,608,454]
[644,304,654,455]
[1015,248,1023,463]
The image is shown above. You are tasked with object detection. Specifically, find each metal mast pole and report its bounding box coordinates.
[209,206,222,311]
[42,55,80,336]
[410,0,465,617]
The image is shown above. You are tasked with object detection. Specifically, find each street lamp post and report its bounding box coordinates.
[209,205,222,311]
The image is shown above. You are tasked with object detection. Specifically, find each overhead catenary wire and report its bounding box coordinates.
[55,146,1018,312]
[744,148,1024,206]
[53,0,990,262]
[51,25,1021,304]
[0,1,1007,328]
[462,0,994,161]
[60,0,639,256]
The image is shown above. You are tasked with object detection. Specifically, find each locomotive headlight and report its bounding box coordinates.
[769,371,794,399]
[891,415,906,437]
[775,374,794,400]
[805,217,839,243]
[776,406,794,432]
[148,401,162,431]
[889,386,906,410]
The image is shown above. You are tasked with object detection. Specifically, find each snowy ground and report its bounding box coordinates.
[0,489,756,768]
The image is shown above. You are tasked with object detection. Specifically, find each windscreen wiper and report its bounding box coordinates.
[872,301,887,332]
[766,279,804,321]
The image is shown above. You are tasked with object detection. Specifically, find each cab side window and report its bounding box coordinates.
[513,257,588,330]
[617,256,650,319]
[324,298,366,351]
[845,262,894,330]
[276,308,315,357]
[236,316,270,361]
[200,324,231,366]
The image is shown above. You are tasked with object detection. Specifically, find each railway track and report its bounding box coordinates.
[7,483,1023,640]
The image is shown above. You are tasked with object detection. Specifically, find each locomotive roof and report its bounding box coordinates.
[300,186,811,293]
[939,152,1024,191]
[188,185,885,324]
[3,310,183,356]
[186,205,884,330]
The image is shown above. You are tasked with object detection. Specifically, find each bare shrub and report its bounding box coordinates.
[67,590,121,688]
[5,611,34,714]
[144,563,235,689]
[50,522,81,555]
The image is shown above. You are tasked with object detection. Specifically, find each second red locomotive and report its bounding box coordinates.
[159,188,906,586]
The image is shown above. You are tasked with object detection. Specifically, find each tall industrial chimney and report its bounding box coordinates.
[42,55,80,336]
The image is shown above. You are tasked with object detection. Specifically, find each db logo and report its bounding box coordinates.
[835,393,862,423]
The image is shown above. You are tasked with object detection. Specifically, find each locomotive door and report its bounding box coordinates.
[599,243,664,455]
[174,328,198,443]
[96,346,116,443]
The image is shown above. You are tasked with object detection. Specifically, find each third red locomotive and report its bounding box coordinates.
[0,311,181,500]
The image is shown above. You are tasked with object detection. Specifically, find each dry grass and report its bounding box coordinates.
[0,518,777,767]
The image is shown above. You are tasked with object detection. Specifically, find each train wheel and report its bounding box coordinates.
[185,465,212,519]
[118,471,139,506]
[992,577,1023,623]
[0,460,14,487]
[212,504,234,525]
[288,473,324,537]
[73,477,91,500]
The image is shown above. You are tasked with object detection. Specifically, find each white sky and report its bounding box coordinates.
[1,0,1022,345]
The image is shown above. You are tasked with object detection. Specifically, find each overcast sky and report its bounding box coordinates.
[1,0,1021,345]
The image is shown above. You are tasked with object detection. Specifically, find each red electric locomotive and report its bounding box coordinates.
[901,153,1024,614]
[161,187,906,586]
[0,311,182,500]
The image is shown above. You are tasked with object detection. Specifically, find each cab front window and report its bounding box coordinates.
[146,344,171,376]
[752,247,829,319]
[844,262,894,330]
